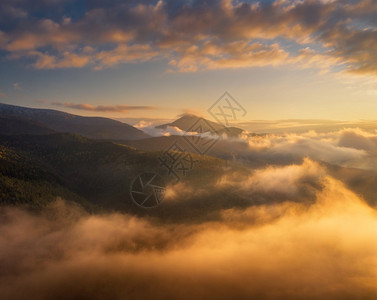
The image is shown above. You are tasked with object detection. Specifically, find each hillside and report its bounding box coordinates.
[0,133,232,219]
[0,142,87,208]
[0,133,151,210]
[0,116,56,135]
[0,103,150,140]
[121,134,252,161]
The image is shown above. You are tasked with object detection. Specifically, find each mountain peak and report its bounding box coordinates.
[156,114,244,137]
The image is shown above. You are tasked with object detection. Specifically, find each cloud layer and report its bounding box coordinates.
[1,123,377,299]
[0,0,376,76]
[0,167,376,299]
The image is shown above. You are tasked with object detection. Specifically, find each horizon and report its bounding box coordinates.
[3,101,377,134]
[4,100,377,123]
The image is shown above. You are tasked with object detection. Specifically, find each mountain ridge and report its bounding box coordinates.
[0,103,150,140]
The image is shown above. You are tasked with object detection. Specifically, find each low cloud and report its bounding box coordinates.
[134,121,185,137]
[225,129,371,169]
[337,128,377,151]
[0,139,376,299]
[0,168,376,299]
[217,158,325,197]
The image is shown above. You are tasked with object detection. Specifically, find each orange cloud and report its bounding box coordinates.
[32,51,90,69]
[169,42,290,72]
[93,44,159,70]
[51,102,156,112]
[0,0,377,77]
[0,174,376,299]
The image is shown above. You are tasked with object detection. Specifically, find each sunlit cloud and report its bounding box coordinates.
[0,168,376,299]
[51,102,156,112]
[31,50,90,69]
[0,0,376,77]
[168,42,290,72]
[134,120,185,136]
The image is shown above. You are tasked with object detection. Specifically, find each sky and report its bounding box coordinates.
[0,0,377,121]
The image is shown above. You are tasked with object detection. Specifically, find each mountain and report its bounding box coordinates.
[2,119,377,220]
[0,104,248,218]
[0,103,149,140]
[156,114,244,137]
[0,132,158,210]
[0,132,230,216]
[123,135,251,161]
[0,140,87,209]
[0,116,56,135]
[122,114,259,159]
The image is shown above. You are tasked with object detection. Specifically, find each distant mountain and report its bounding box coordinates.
[156,114,244,137]
[122,114,259,159]
[0,103,149,140]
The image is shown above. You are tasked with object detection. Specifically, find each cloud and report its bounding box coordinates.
[163,158,327,210]
[337,128,377,151]
[32,50,90,69]
[169,42,290,72]
[217,158,326,197]
[93,44,159,70]
[23,43,159,70]
[51,101,156,112]
[1,130,377,299]
[134,121,185,136]
[0,0,376,76]
[226,129,370,169]
[0,171,376,299]
[237,119,377,134]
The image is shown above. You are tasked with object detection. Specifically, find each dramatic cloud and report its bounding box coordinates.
[1,128,377,299]
[210,128,375,169]
[51,102,156,112]
[168,42,290,72]
[0,0,376,76]
[217,158,325,197]
[0,169,376,299]
[337,128,377,151]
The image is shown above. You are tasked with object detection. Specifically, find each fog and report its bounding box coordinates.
[1,158,376,299]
